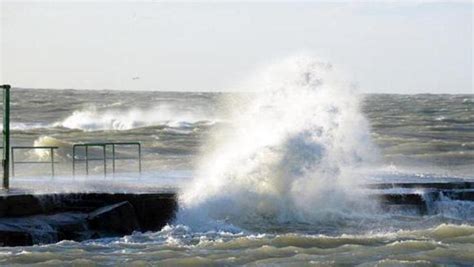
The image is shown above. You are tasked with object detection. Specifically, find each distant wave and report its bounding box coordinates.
[32,135,72,160]
[0,122,51,131]
[54,106,217,131]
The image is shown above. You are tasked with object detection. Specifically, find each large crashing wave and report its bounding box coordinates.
[178,56,379,229]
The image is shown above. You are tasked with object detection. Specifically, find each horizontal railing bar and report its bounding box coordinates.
[13,161,60,164]
[104,142,141,145]
[73,144,106,147]
[73,158,106,161]
[0,146,58,149]
[73,142,141,147]
[73,157,139,161]
[12,146,59,149]
[73,142,140,147]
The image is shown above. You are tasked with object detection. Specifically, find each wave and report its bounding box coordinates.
[0,122,50,131]
[178,55,379,230]
[32,136,72,160]
[54,106,217,131]
[1,223,473,266]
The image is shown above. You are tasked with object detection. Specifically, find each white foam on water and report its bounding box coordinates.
[55,105,215,131]
[0,122,50,131]
[178,55,379,229]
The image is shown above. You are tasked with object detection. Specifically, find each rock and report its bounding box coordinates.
[5,195,43,217]
[0,230,33,246]
[0,197,7,217]
[88,201,140,235]
[45,213,89,241]
[129,194,177,231]
[0,193,178,246]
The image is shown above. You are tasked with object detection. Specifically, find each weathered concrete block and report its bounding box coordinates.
[88,201,140,235]
[0,193,177,246]
[44,213,89,241]
[129,194,177,231]
[0,230,33,246]
[0,197,7,217]
[5,195,43,217]
[55,221,88,241]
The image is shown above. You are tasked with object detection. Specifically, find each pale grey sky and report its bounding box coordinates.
[1,1,472,93]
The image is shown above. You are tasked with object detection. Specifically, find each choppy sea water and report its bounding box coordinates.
[0,62,473,266]
[3,89,473,177]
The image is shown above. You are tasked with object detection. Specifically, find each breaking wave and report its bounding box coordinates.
[55,106,216,131]
[31,136,71,160]
[178,55,379,230]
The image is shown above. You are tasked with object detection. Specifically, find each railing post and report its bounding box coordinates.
[72,145,76,176]
[103,145,106,177]
[85,146,89,175]
[10,148,14,177]
[2,85,10,190]
[50,147,55,177]
[138,143,142,174]
[112,144,116,174]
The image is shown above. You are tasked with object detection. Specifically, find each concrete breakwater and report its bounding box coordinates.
[0,181,473,247]
[0,192,177,246]
[371,181,474,215]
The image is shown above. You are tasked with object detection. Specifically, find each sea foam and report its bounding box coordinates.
[55,105,215,131]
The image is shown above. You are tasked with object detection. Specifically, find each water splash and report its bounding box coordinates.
[32,136,71,160]
[179,56,378,229]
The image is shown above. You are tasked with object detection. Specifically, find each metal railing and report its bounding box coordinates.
[11,146,59,177]
[0,85,143,188]
[72,142,141,176]
[1,84,10,189]
[0,146,59,177]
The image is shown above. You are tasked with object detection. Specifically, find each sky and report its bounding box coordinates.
[0,1,472,93]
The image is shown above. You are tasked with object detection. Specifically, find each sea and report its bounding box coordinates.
[0,58,473,266]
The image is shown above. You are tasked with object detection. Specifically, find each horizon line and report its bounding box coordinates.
[7,86,473,95]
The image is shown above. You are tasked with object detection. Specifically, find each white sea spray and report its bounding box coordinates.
[179,56,379,228]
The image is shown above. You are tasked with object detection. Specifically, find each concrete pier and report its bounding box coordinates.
[0,181,473,246]
[370,181,474,214]
[0,192,177,246]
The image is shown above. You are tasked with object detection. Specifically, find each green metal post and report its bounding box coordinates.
[138,143,142,174]
[103,145,107,177]
[50,147,55,177]
[85,146,89,175]
[11,148,14,177]
[112,144,116,174]
[2,85,11,190]
[72,145,76,176]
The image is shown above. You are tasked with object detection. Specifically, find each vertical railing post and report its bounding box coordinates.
[112,144,116,174]
[72,145,76,176]
[50,147,55,177]
[10,148,14,177]
[138,143,142,174]
[102,145,107,177]
[85,146,89,175]
[2,85,10,190]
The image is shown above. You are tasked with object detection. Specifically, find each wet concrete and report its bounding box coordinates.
[0,192,177,246]
[0,181,473,246]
